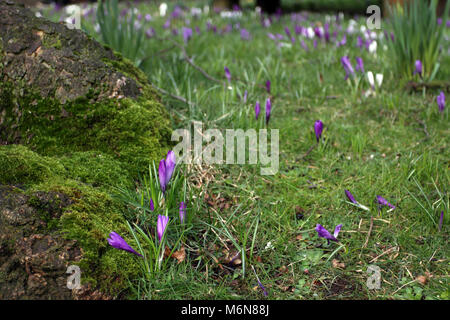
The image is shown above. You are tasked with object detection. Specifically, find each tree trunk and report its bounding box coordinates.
[0,0,170,299]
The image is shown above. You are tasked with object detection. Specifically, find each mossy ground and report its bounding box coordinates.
[0,144,144,296]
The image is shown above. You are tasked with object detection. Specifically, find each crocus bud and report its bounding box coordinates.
[314,120,323,142]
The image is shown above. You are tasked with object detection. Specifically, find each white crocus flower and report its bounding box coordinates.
[367,71,375,88]
[306,27,315,39]
[368,40,377,54]
[159,3,167,17]
[376,74,383,87]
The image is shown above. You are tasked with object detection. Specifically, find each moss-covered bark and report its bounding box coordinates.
[0,0,171,175]
[0,1,172,299]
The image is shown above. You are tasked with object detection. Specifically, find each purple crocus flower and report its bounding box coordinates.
[255,101,261,120]
[284,26,292,38]
[224,66,231,84]
[437,91,445,113]
[240,28,251,40]
[355,57,364,73]
[314,26,323,39]
[265,80,271,93]
[150,198,154,211]
[345,190,357,204]
[157,215,169,242]
[257,280,268,297]
[314,120,323,142]
[376,195,396,210]
[179,202,186,224]
[324,23,330,42]
[316,224,342,244]
[267,33,277,41]
[163,19,171,29]
[243,90,248,103]
[414,60,422,77]
[107,232,143,257]
[341,56,354,80]
[145,13,152,22]
[439,211,444,231]
[182,27,193,43]
[145,27,155,38]
[159,150,176,193]
[300,40,309,51]
[265,98,271,125]
[357,36,364,49]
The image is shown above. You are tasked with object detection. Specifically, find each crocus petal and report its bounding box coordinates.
[376,73,383,87]
[439,211,444,231]
[265,98,271,124]
[257,280,268,297]
[355,57,364,73]
[157,215,169,242]
[376,195,396,210]
[255,101,261,120]
[414,60,422,76]
[158,159,167,193]
[345,190,357,204]
[224,66,231,83]
[315,224,338,242]
[150,198,154,211]
[265,80,271,93]
[333,224,343,238]
[107,232,143,257]
[165,150,176,184]
[437,91,445,112]
[367,71,375,88]
[314,120,323,142]
[179,202,186,224]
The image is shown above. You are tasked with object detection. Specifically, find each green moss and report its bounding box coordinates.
[0,81,171,177]
[29,179,141,295]
[59,151,133,189]
[0,145,141,296]
[42,34,62,49]
[0,145,131,192]
[0,145,65,185]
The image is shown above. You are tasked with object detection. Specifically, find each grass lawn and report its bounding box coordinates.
[41,1,449,300]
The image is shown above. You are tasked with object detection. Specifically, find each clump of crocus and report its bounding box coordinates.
[316,224,342,244]
[157,215,169,242]
[376,195,396,211]
[255,101,261,120]
[107,232,143,257]
[265,98,271,125]
[341,56,354,80]
[314,120,323,142]
[179,202,186,224]
[159,150,176,193]
[344,190,370,211]
[224,66,231,84]
[437,91,445,113]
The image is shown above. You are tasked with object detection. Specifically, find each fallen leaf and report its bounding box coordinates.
[332,259,345,269]
[416,275,427,285]
[172,246,186,264]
